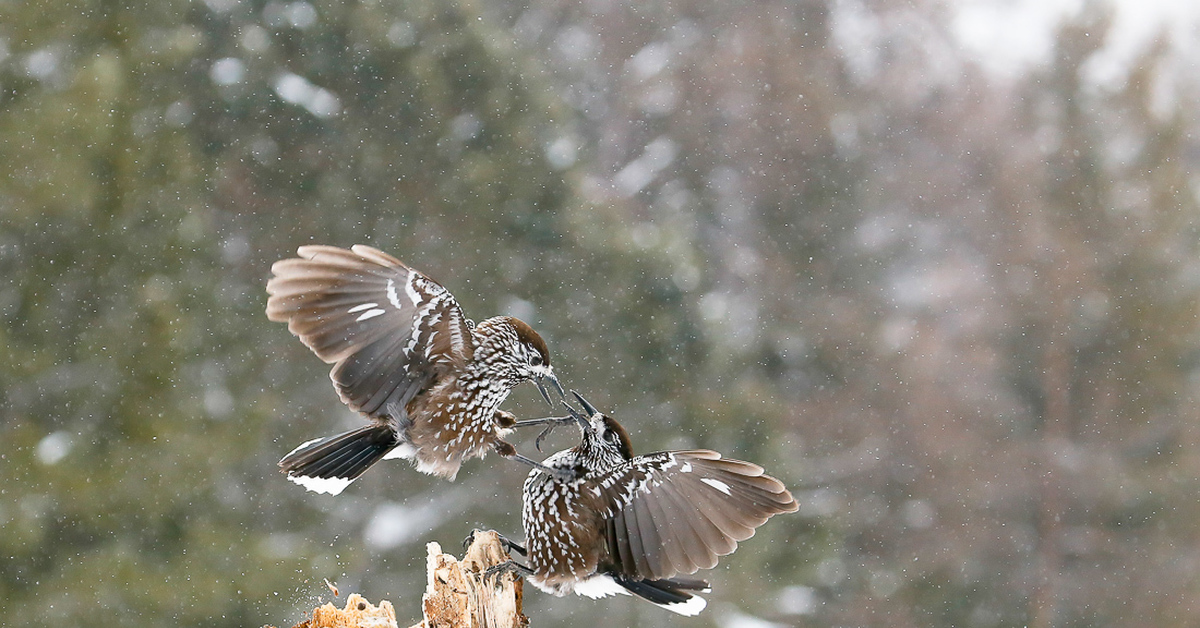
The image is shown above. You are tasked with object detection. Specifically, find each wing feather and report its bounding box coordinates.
[643,470,708,575]
[639,477,699,577]
[266,245,476,420]
[661,477,737,565]
[596,450,797,580]
[622,491,656,577]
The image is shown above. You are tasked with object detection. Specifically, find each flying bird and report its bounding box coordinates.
[266,244,566,495]
[491,392,798,615]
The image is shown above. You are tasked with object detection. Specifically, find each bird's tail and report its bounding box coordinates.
[279,424,399,496]
[615,576,710,616]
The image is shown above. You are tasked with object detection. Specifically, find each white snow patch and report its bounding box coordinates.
[204,386,234,419]
[24,48,59,80]
[628,41,672,79]
[273,72,340,118]
[36,431,72,465]
[210,57,245,86]
[363,500,448,551]
[777,585,817,615]
[545,136,578,170]
[951,0,1083,78]
[613,137,677,198]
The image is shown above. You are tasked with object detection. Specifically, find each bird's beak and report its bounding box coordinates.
[535,368,566,408]
[563,400,591,431]
[571,390,600,418]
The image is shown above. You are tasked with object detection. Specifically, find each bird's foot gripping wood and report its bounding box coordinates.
[483,560,536,582]
[462,529,527,556]
[418,531,528,628]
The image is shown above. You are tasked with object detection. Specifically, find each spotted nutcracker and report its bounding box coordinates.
[265,245,567,495]
[489,392,798,615]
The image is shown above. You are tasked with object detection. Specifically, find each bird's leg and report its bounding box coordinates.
[495,532,527,556]
[495,410,572,429]
[461,528,528,556]
[505,414,576,451]
[492,440,575,481]
[492,410,519,428]
[507,415,575,429]
[484,559,536,581]
[494,409,575,451]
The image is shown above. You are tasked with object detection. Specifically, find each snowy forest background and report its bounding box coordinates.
[4,0,1200,626]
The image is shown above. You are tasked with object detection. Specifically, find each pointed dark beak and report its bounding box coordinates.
[571,390,600,418]
[536,370,566,407]
[562,399,591,430]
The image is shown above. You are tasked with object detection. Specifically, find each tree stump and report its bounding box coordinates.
[270,531,524,628]
[286,594,398,628]
[417,530,526,628]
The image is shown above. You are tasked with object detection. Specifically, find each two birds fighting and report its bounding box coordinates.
[265,245,798,616]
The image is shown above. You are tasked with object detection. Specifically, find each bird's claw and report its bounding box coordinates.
[535,424,557,451]
[462,528,482,552]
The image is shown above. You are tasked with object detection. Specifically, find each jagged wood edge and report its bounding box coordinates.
[413,530,527,628]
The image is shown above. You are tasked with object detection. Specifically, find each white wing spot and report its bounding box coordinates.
[386,277,405,309]
[355,308,386,322]
[404,273,423,309]
[700,478,732,496]
[347,302,378,313]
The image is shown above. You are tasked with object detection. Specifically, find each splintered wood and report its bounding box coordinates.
[271,532,524,628]
[285,593,398,628]
[418,530,527,628]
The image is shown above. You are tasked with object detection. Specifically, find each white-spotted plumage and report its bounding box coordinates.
[513,393,797,615]
[266,245,561,493]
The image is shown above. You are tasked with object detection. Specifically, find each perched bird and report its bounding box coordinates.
[493,392,798,615]
[266,244,566,495]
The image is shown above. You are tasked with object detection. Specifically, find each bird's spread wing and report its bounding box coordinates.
[266,245,476,420]
[593,450,798,580]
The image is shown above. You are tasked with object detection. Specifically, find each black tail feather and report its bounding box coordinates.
[614,575,710,607]
[279,424,398,482]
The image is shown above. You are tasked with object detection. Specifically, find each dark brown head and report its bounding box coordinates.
[566,391,634,464]
[502,316,564,406]
[507,317,550,367]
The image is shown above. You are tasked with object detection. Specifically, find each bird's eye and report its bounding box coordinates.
[530,354,543,366]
